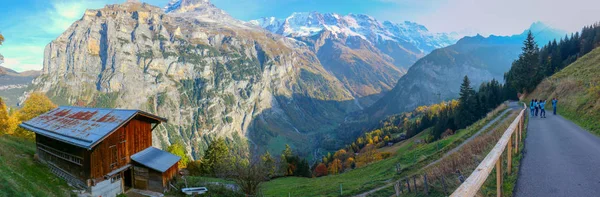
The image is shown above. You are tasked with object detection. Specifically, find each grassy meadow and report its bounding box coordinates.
[0,135,72,197]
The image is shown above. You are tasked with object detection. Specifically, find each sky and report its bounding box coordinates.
[1,0,599,72]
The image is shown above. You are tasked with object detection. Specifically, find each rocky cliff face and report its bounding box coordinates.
[30,1,360,157]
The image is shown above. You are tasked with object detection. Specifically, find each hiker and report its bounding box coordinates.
[540,100,546,118]
[530,99,535,117]
[552,98,558,115]
[534,99,539,117]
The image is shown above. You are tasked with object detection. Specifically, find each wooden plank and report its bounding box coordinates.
[508,132,512,174]
[450,104,525,197]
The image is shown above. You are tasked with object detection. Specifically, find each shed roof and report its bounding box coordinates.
[131,147,181,173]
[19,106,167,150]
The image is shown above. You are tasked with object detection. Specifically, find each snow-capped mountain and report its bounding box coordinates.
[250,12,458,53]
[164,0,243,26]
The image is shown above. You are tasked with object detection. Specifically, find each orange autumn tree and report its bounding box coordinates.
[14,93,57,139]
[0,97,9,135]
[314,163,328,177]
[328,159,342,175]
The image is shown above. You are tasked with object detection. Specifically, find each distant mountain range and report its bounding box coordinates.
[364,22,566,120]
[0,65,40,106]
[250,12,459,105]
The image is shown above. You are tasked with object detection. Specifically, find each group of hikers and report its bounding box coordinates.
[530,98,558,118]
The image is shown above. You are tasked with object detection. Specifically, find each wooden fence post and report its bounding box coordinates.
[508,132,513,174]
[424,174,429,196]
[394,182,400,197]
[413,175,418,194]
[515,124,519,154]
[496,159,502,197]
[399,180,404,194]
[441,176,448,194]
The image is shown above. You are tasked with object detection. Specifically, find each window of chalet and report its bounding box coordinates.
[109,145,118,169]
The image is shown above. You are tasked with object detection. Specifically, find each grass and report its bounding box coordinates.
[260,104,508,196]
[386,111,519,197]
[166,176,243,197]
[0,135,72,197]
[527,46,600,135]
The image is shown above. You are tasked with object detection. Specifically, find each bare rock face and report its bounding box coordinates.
[31,1,358,157]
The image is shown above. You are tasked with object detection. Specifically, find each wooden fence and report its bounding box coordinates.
[450,104,526,197]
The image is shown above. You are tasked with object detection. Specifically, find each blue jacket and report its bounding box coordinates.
[552,100,557,107]
[530,101,535,109]
[540,101,546,109]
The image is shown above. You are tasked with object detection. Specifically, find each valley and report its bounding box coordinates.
[2,0,600,197]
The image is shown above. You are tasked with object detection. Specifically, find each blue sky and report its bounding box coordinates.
[1,0,599,72]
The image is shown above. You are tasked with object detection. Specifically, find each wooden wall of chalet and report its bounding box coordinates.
[35,135,89,182]
[90,119,152,181]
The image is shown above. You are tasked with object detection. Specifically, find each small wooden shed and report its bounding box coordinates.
[130,147,180,192]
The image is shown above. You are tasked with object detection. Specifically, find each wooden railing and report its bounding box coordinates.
[451,104,526,197]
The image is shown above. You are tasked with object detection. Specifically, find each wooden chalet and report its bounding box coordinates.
[19,106,180,196]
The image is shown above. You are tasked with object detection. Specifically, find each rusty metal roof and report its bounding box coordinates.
[131,147,180,173]
[19,106,167,149]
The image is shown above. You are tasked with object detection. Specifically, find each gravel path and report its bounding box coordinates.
[514,113,600,196]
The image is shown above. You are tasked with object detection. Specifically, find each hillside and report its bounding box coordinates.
[528,46,600,135]
[0,135,72,196]
[0,66,40,107]
[363,23,565,121]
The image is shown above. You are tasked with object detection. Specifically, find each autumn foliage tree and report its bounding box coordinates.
[327,159,342,175]
[0,98,10,135]
[14,93,57,139]
[314,163,328,177]
[167,140,191,169]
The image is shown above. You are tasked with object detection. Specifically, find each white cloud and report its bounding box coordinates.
[2,58,42,72]
[0,44,46,72]
[44,0,105,34]
[415,0,600,35]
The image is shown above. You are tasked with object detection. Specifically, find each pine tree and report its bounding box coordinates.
[505,31,540,93]
[455,76,477,129]
[200,137,233,176]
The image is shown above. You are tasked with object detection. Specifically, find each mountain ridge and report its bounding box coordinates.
[363,22,566,121]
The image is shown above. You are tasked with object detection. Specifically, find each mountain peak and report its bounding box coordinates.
[250,12,458,53]
[164,0,214,13]
[163,0,242,26]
